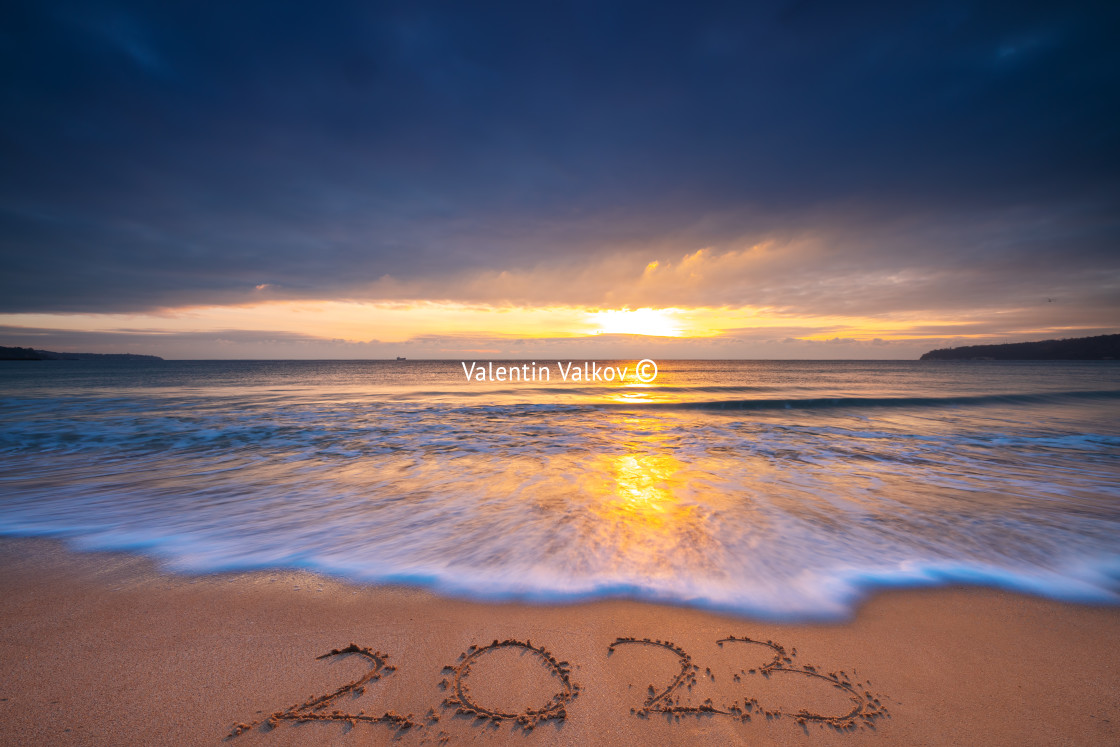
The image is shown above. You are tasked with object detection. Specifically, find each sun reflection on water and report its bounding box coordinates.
[573,412,720,579]
[607,453,683,530]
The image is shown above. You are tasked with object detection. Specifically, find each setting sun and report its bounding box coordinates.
[588,308,683,337]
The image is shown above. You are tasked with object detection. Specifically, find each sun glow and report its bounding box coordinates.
[588,308,684,337]
[0,297,1047,360]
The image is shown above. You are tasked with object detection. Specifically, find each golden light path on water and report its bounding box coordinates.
[574,388,726,585]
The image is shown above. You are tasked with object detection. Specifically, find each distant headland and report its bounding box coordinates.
[921,334,1119,361]
[0,345,163,362]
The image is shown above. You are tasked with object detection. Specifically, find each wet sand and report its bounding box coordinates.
[0,537,1117,745]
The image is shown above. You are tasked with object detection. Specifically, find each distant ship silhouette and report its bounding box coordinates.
[396,356,406,361]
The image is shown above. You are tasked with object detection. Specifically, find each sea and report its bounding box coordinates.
[1,359,1118,620]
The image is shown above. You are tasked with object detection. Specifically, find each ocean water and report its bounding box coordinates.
[1,359,1118,619]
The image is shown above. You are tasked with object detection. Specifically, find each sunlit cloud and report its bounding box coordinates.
[1,206,1115,359]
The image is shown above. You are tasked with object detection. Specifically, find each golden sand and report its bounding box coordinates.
[0,538,1117,745]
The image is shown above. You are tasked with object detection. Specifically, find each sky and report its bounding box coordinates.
[1,0,1118,359]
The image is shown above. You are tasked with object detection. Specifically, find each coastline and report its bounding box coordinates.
[1,537,1117,746]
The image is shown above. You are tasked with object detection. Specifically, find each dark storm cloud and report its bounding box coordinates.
[1,0,1118,312]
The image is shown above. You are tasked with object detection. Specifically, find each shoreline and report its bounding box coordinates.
[1,537,1117,745]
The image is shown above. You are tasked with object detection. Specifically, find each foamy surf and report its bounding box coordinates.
[1,359,1118,620]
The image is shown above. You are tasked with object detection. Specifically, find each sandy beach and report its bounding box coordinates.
[0,538,1115,746]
